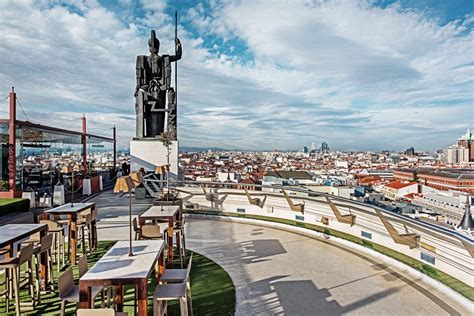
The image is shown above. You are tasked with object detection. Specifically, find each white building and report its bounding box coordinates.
[381,180,418,201]
[412,191,471,225]
[443,145,469,164]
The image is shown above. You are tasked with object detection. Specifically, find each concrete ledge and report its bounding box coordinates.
[186,213,473,308]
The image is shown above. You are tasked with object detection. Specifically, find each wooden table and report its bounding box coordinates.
[44,202,95,266]
[79,240,165,315]
[139,205,179,266]
[0,224,49,290]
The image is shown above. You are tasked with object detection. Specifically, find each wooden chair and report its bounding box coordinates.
[140,224,163,240]
[0,243,37,316]
[153,253,193,316]
[164,226,186,268]
[159,253,193,284]
[58,268,103,316]
[132,217,141,240]
[78,255,112,308]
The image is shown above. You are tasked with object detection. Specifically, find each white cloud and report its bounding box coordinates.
[0,0,472,151]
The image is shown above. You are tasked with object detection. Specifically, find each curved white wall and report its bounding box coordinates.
[179,187,473,286]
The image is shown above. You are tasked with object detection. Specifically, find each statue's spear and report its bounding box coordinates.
[174,10,178,135]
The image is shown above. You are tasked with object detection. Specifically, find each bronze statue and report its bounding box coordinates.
[135,30,181,138]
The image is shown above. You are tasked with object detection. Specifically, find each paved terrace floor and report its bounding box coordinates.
[92,191,470,315]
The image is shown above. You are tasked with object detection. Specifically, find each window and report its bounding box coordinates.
[420,252,435,264]
[237,208,245,213]
[295,215,304,221]
[361,231,372,239]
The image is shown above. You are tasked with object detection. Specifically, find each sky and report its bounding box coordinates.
[0,0,473,151]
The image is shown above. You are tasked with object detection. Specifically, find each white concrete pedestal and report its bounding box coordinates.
[53,185,65,206]
[130,139,178,180]
[83,179,92,196]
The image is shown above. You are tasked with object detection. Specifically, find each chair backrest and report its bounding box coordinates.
[185,253,193,281]
[133,217,139,232]
[141,224,161,239]
[78,255,88,278]
[58,268,74,299]
[77,308,116,316]
[40,219,61,232]
[19,243,34,265]
[40,234,54,253]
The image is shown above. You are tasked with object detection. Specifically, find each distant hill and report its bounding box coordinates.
[179,146,228,152]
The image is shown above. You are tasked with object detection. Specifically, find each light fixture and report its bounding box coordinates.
[114,175,135,256]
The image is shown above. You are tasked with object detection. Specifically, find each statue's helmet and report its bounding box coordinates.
[148,30,160,53]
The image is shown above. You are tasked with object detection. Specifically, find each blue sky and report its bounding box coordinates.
[0,0,472,151]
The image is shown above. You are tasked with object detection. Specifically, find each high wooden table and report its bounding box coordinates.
[139,205,179,266]
[44,202,95,266]
[79,240,165,315]
[0,224,49,290]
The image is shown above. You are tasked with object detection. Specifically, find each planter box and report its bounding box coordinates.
[22,192,36,208]
[90,176,101,193]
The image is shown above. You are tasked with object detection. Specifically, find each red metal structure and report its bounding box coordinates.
[8,87,20,197]
[82,114,87,174]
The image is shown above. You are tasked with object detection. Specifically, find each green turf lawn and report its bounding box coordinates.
[0,198,30,215]
[0,241,236,315]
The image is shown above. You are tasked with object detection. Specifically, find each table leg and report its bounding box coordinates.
[116,284,124,312]
[92,219,98,249]
[5,245,13,300]
[137,278,148,316]
[156,250,165,280]
[79,282,91,309]
[39,228,49,291]
[167,219,173,267]
[69,214,77,266]
[91,206,98,250]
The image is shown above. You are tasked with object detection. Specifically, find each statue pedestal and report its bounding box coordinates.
[130,139,179,180]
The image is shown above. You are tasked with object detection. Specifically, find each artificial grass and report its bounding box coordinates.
[0,241,236,315]
[188,210,474,302]
[0,198,29,214]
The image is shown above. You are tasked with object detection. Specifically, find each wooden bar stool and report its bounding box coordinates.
[58,267,104,316]
[40,219,66,272]
[153,256,193,316]
[77,214,93,255]
[33,233,55,295]
[0,243,37,316]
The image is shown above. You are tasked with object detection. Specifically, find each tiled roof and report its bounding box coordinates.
[385,180,417,190]
[264,170,313,180]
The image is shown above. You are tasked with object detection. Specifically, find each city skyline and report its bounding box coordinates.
[0,0,473,151]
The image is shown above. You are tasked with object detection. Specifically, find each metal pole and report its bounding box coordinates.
[113,125,116,178]
[71,169,74,207]
[129,190,133,256]
[8,87,16,195]
[82,114,87,175]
